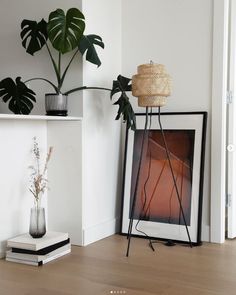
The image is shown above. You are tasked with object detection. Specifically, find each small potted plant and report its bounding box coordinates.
[29,137,53,238]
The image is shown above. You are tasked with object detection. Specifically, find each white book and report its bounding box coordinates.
[6,248,71,266]
[6,244,71,262]
[6,258,41,266]
[7,232,69,251]
[42,248,71,264]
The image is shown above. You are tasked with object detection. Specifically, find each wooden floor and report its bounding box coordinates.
[0,235,236,295]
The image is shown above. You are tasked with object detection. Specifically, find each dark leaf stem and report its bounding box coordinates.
[58,52,61,78]
[24,78,59,93]
[45,43,60,86]
[59,48,80,90]
[64,86,111,96]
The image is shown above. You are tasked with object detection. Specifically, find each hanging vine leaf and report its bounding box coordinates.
[47,8,85,54]
[21,19,48,55]
[0,77,36,114]
[111,75,136,131]
[78,34,104,67]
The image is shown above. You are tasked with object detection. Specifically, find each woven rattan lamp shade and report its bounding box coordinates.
[132,63,172,107]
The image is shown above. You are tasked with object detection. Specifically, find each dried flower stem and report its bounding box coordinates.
[29,137,53,206]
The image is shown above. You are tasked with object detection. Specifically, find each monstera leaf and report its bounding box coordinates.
[47,8,85,54]
[21,19,48,55]
[0,77,36,114]
[78,34,104,67]
[111,75,132,97]
[113,95,136,131]
[111,75,136,131]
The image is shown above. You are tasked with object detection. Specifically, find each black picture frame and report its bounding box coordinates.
[120,112,207,245]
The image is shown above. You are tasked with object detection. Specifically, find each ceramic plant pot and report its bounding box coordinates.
[45,93,68,116]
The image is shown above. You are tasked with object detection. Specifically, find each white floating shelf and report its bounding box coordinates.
[0,114,82,121]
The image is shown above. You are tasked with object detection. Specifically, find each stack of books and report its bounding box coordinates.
[6,231,70,266]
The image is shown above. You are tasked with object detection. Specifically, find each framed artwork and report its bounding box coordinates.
[121,112,207,245]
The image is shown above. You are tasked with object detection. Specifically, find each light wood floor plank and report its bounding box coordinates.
[0,235,236,295]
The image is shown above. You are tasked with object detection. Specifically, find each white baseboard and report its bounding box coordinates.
[82,220,210,246]
[83,218,119,246]
[201,224,210,242]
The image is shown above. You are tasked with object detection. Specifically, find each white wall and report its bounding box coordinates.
[47,121,83,245]
[81,0,122,245]
[0,121,47,257]
[121,0,213,241]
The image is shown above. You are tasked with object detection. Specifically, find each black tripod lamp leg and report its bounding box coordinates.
[157,107,193,247]
[126,107,149,257]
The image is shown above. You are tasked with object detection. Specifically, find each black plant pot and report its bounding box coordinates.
[45,93,68,116]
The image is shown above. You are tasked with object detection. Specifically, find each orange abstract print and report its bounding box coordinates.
[130,130,195,226]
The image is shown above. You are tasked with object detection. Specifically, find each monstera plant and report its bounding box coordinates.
[0,7,136,129]
[0,8,106,116]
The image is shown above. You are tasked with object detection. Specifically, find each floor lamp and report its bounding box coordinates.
[126,62,192,257]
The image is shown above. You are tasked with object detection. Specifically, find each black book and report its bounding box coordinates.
[11,238,70,255]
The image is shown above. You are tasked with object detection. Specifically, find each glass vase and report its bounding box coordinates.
[29,206,46,238]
